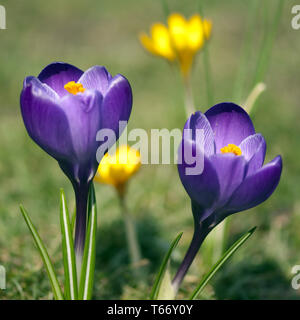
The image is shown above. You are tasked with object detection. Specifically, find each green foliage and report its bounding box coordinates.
[190,227,256,300]
[150,232,182,299]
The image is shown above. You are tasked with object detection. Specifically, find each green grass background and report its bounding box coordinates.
[0,0,299,299]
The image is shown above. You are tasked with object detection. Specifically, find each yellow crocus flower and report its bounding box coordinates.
[94,145,141,196]
[140,13,212,77]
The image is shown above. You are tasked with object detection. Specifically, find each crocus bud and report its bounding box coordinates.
[20,62,132,263]
[94,145,141,196]
[173,102,282,292]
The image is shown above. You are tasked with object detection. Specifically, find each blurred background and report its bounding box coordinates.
[0,0,299,299]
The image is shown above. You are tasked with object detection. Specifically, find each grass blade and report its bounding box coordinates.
[79,184,97,300]
[198,0,214,106]
[232,0,259,102]
[160,0,169,19]
[249,0,283,116]
[20,205,64,300]
[156,268,175,300]
[60,189,78,300]
[190,227,256,300]
[150,232,183,300]
[71,207,76,235]
[252,0,284,86]
[243,82,266,114]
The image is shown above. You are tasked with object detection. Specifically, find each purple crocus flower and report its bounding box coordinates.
[20,62,132,262]
[173,102,282,291]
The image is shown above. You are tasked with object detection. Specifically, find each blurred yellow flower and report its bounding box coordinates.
[94,145,141,196]
[140,13,212,77]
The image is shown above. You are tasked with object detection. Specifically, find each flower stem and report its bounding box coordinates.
[211,219,228,265]
[198,0,214,106]
[118,192,142,272]
[160,0,169,19]
[202,47,214,107]
[243,82,266,114]
[252,0,283,87]
[172,210,211,293]
[183,74,195,117]
[74,183,90,280]
[232,0,259,103]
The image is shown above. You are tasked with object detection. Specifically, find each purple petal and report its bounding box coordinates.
[178,139,220,215]
[23,76,59,100]
[210,153,247,207]
[239,133,266,176]
[205,102,255,152]
[78,66,112,95]
[38,62,83,97]
[226,155,282,213]
[20,76,75,161]
[101,74,133,140]
[60,90,103,164]
[183,111,215,156]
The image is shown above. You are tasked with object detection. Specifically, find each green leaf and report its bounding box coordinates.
[252,0,284,87]
[156,268,175,300]
[160,0,169,19]
[79,184,97,300]
[60,189,78,300]
[71,207,76,236]
[190,227,256,300]
[150,232,183,300]
[20,205,64,300]
[232,0,259,102]
[198,0,214,106]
